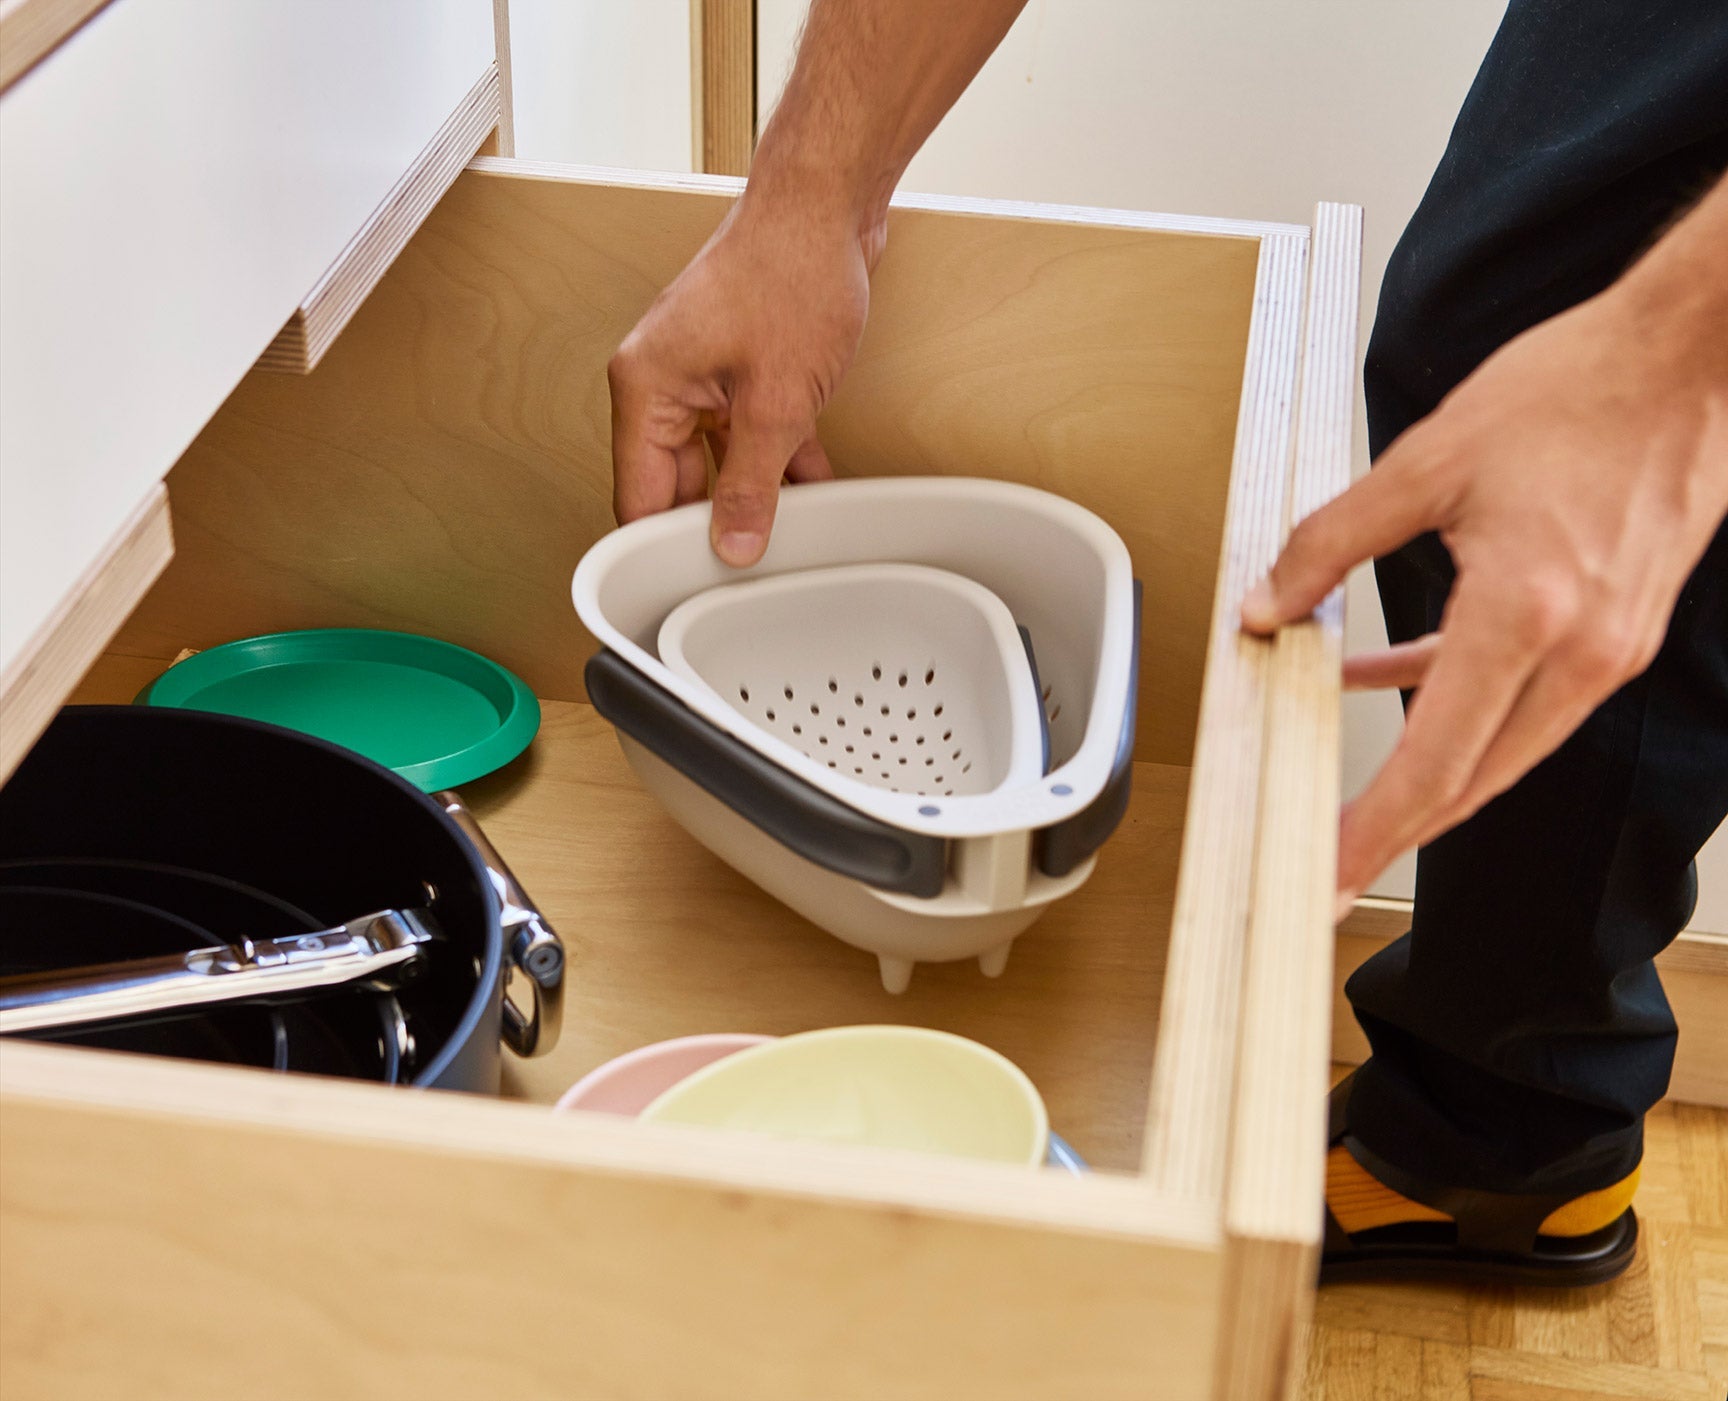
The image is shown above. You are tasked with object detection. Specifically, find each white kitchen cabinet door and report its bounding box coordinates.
[0,0,495,680]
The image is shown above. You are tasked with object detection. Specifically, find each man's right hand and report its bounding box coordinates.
[607,197,883,567]
[605,0,1031,566]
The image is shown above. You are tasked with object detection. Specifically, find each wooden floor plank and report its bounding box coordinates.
[1305,1093,1725,1400]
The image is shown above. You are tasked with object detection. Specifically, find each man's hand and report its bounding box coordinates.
[606,0,1030,565]
[608,202,876,566]
[1243,176,1728,912]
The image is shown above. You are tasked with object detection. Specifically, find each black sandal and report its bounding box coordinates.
[1321,1073,1639,1287]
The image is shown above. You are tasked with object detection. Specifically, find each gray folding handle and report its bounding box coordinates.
[585,650,948,898]
[1035,580,1142,879]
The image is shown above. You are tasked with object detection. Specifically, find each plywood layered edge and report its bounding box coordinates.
[256,64,503,375]
[1337,897,1728,1110]
[0,0,114,93]
[694,0,755,175]
[0,485,171,785]
[1217,201,1361,1401]
[1140,228,1310,1212]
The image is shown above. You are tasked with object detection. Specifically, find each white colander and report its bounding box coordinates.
[656,564,1048,809]
[574,477,1140,992]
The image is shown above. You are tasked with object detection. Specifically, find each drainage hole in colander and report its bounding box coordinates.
[836,716,846,728]
[943,729,952,741]
[952,749,962,760]
[925,758,934,766]
[862,726,872,736]
[871,752,881,760]
[925,669,935,685]
[933,704,944,717]
[854,693,864,707]
[828,677,838,693]
[739,687,750,702]
[889,733,898,743]
[766,708,775,721]
[898,757,908,766]
[1050,704,1062,721]
[898,672,908,687]
[792,723,802,734]
[915,736,925,745]
[828,761,837,768]
[880,704,890,716]
[1042,684,1052,701]
[845,744,855,753]
[818,736,828,745]
[810,703,820,715]
[963,762,973,773]
[906,708,917,719]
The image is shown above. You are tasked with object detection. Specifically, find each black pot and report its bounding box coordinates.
[0,707,563,1091]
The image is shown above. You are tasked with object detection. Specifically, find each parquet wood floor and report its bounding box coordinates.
[1303,1094,1728,1400]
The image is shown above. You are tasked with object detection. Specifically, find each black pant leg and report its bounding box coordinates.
[1347,0,1728,1195]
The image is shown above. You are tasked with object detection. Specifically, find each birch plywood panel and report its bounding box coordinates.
[114,163,1264,771]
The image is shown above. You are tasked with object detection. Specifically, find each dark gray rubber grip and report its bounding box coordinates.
[1035,580,1142,878]
[585,650,948,898]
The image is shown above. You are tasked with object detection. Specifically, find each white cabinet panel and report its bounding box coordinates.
[0,0,494,675]
[509,0,693,171]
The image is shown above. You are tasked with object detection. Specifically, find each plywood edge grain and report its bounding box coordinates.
[464,154,1307,241]
[490,0,514,157]
[1140,227,1310,1212]
[256,64,502,375]
[0,485,172,786]
[696,0,753,175]
[0,0,114,93]
[1336,898,1728,1109]
[1217,201,1361,1401]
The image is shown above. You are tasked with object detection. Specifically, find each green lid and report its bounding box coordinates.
[138,629,540,792]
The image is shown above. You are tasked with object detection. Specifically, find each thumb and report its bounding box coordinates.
[1242,450,1448,633]
[709,401,808,566]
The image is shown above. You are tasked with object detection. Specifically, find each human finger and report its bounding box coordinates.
[783,435,834,484]
[1336,576,1552,898]
[1342,634,1441,691]
[708,398,809,565]
[1242,443,1454,633]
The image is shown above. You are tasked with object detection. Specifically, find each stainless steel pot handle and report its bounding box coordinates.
[0,909,437,1035]
[435,791,564,1059]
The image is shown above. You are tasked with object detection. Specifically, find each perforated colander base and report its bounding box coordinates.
[734,659,984,798]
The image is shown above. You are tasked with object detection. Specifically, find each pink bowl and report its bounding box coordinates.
[554,1034,774,1116]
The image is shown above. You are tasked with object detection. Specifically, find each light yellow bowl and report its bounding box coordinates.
[638,1025,1049,1166]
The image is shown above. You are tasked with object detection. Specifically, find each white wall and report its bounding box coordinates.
[509,0,693,171]
[757,0,1724,930]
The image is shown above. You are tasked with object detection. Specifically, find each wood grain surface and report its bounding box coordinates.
[257,65,503,374]
[0,486,170,785]
[1302,1072,1728,1401]
[114,162,1262,774]
[0,0,112,92]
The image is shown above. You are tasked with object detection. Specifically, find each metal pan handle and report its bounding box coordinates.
[0,909,436,1036]
[435,792,564,1059]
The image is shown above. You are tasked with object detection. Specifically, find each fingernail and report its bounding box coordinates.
[1241,579,1276,632]
[714,530,764,567]
[1333,889,1358,923]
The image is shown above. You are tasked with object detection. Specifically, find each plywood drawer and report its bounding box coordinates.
[0,160,1361,1401]
[0,0,497,711]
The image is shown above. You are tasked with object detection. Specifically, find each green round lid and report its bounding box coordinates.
[138,629,540,792]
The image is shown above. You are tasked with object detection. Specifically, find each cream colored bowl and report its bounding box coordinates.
[638,1024,1048,1166]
